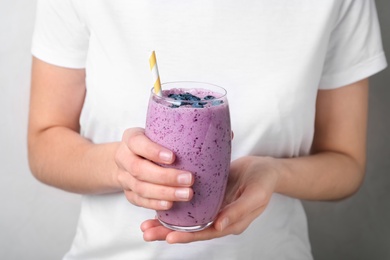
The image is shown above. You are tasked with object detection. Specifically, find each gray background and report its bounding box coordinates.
[0,0,388,259]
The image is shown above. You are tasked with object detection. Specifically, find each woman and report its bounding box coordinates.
[28,0,387,259]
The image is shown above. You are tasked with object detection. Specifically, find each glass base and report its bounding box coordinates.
[158,218,214,232]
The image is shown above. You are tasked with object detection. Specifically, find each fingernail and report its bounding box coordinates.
[159,150,173,163]
[159,200,169,208]
[177,173,192,185]
[175,188,190,200]
[220,218,229,231]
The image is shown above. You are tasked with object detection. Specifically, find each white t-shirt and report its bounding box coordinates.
[32,0,387,259]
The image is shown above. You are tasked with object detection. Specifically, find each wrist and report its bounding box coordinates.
[258,156,285,194]
[241,155,284,194]
[265,157,287,195]
[107,142,123,192]
[84,141,123,194]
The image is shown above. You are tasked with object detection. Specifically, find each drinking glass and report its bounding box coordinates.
[145,81,231,232]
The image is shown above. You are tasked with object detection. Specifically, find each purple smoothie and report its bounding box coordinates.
[145,82,231,231]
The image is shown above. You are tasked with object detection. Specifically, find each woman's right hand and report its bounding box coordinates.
[115,127,194,210]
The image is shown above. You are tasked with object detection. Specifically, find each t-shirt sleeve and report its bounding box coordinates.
[319,0,387,90]
[31,0,89,69]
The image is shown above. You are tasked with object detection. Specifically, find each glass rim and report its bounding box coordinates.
[150,81,227,104]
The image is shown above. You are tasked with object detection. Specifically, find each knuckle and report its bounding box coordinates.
[116,171,125,185]
[126,191,148,208]
[231,222,247,235]
[232,228,245,235]
[114,144,126,167]
[158,168,175,184]
[123,127,143,141]
[129,159,144,179]
[115,142,139,173]
[159,187,172,198]
[132,194,143,207]
[124,187,167,210]
[114,143,124,164]
[130,192,157,210]
[257,189,268,204]
[127,130,144,149]
[124,191,138,206]
[118,171,134,191]
[132,181,148,197]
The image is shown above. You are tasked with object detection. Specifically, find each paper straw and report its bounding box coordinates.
[149,51,162,96]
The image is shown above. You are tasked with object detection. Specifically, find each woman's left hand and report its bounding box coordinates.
[140,156,281,244]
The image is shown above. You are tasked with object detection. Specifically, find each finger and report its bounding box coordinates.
[116,145,193,187]
[165,225,226,244]
[144,226,172,242]
[128,156,194,187]
[124,128,175,164]
[141,220,173,241]
[140,218,160,232]
[119,173,194,202]
[214,184,268,232]
[215,202,266,235]
[123,190,173,210]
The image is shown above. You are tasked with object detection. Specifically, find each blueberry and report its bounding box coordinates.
[169,92,206,107]
[181,93,201,101]
[168,93,180,100]
[192,102,204,108]
[203,95,216,100]
[211,100,223,106]
[177,94,186,100]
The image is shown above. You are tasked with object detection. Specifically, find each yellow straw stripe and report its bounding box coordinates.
[154,78,161,92]
[149,51,157,70]
[149,51,162,96]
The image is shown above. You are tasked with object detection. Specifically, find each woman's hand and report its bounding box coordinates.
[115,127,194,210]
[140,156,281,243]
